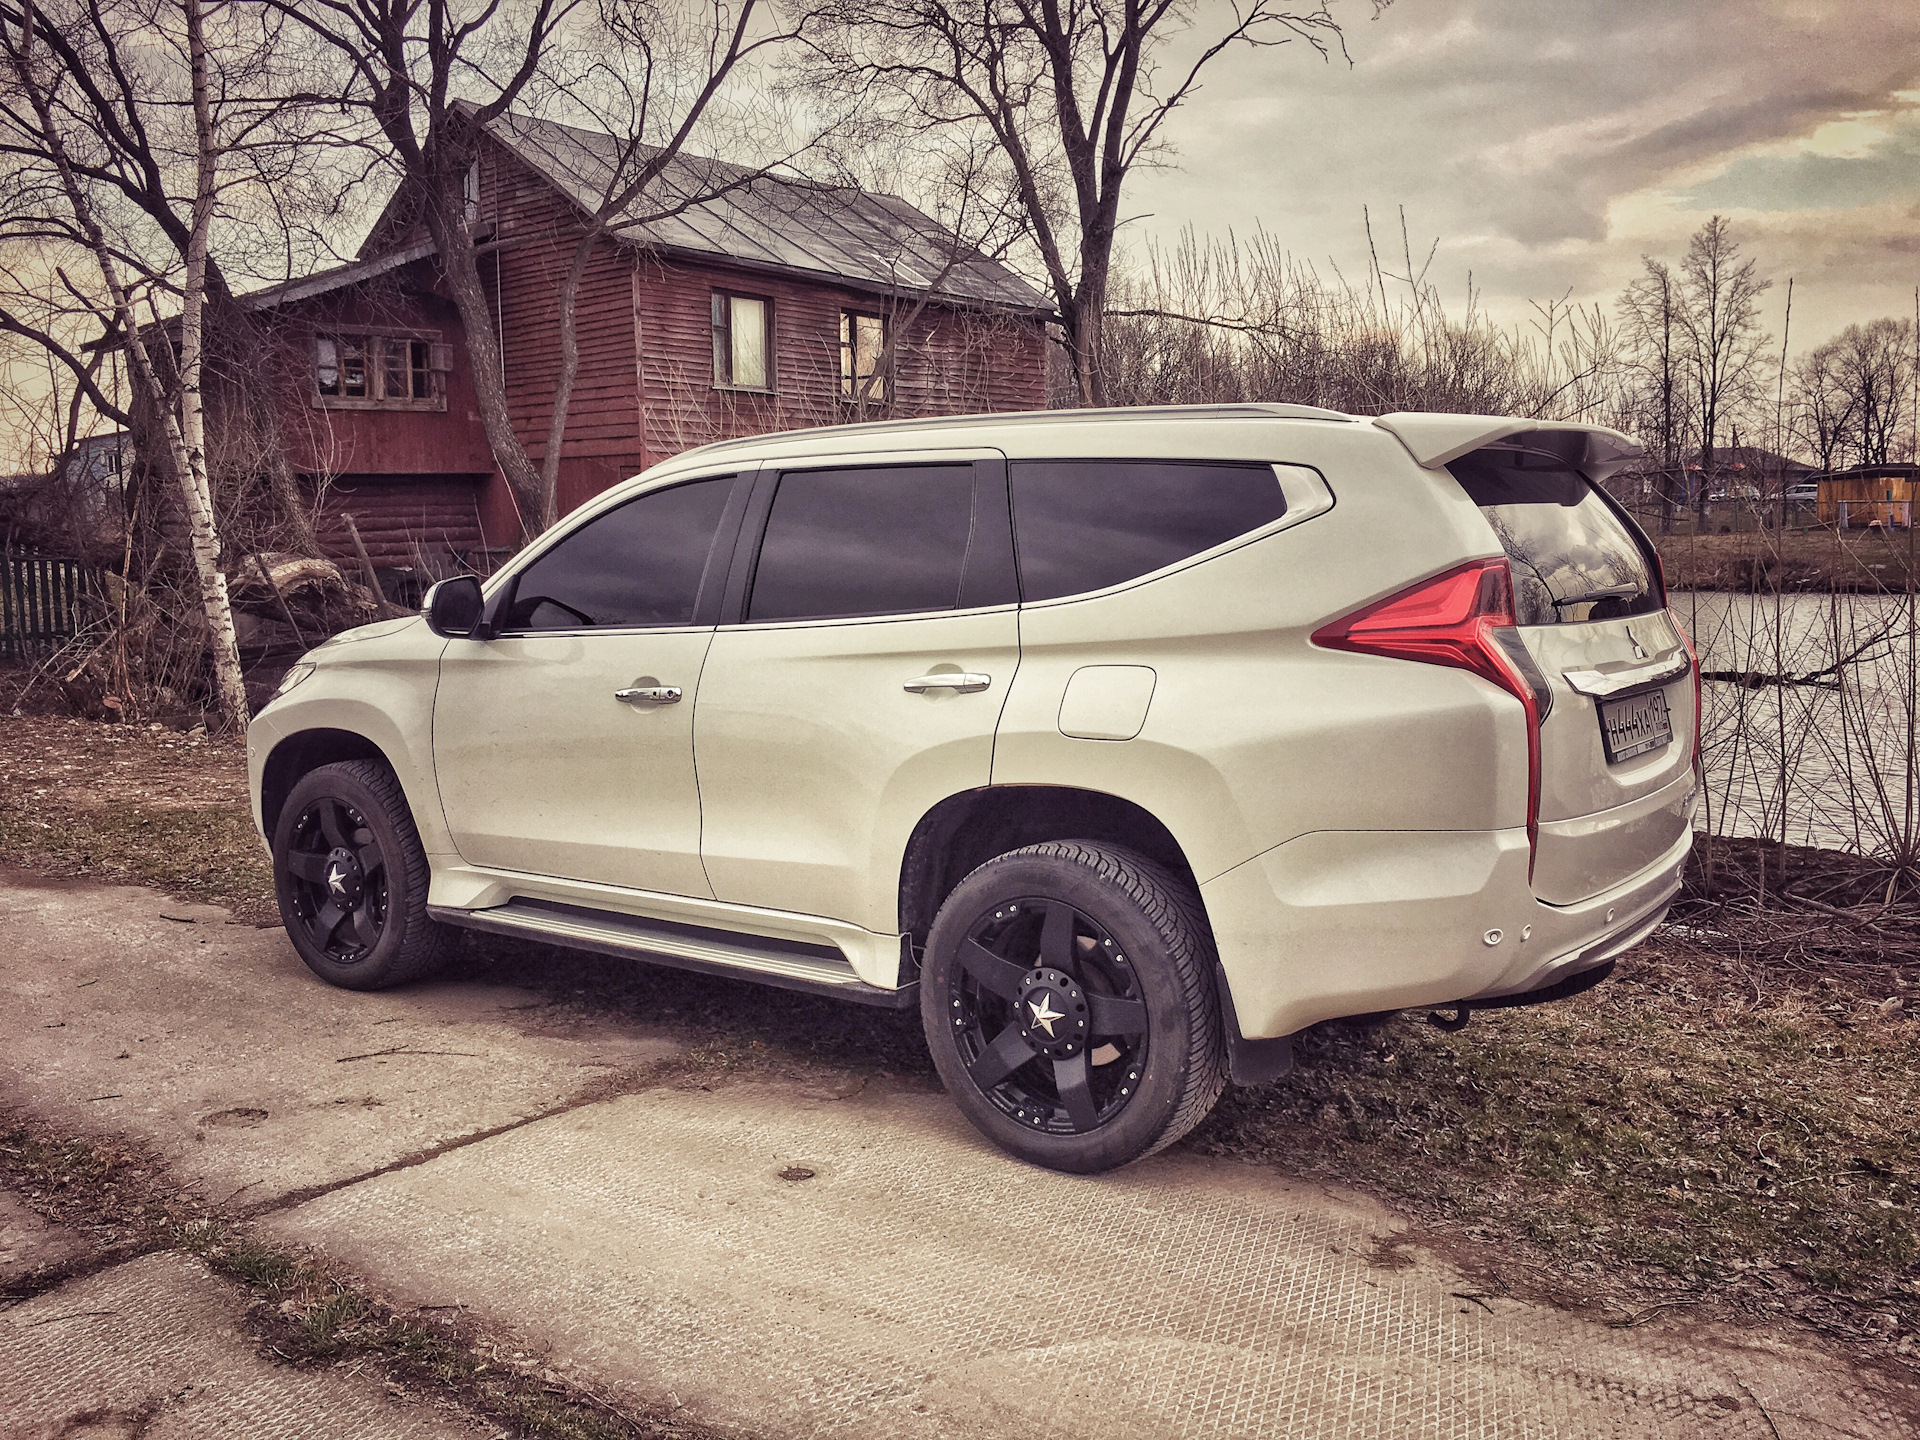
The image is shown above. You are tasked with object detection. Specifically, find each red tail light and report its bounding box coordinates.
[1312,560,1550,879]
[1671,613,1703,775]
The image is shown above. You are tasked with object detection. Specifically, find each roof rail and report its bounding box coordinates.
[667,402,1357,464]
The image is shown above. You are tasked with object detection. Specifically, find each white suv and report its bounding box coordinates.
[248,405,1699,1172]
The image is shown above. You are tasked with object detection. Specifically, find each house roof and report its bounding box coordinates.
[234,240,438,312]
[477,108,1049,313]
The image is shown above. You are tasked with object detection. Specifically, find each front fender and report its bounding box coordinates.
[247,628,449,853]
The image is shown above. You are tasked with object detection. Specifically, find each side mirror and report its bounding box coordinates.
[423,575,486,638]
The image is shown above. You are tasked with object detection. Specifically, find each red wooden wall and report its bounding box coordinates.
[262,279,494,480]
[252,134,1049,573]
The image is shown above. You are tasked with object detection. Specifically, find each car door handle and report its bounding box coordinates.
[614,685,682,705]
[903,673,992,694]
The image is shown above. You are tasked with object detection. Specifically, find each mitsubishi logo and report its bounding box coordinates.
[1027,992,1065,1037]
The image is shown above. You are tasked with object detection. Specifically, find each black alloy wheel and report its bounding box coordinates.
[282,794,388,963]
[945,897,1150,1137]
[921,840,1228,1173]
[273,759,444,989]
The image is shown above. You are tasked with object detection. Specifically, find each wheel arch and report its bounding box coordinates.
[898,784,1202,951]
[260,728,394,840]
[899,785,1292,1088]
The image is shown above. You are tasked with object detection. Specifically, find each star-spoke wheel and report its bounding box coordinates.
[282,795,389,963]
[922,840,1229,1173]
[946,895,1152,1139]
[271,759,445,990]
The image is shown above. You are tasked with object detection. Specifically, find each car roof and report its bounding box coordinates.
[638,404,1640,483]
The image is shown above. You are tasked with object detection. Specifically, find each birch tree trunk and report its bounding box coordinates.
[3,0,249,726]
[180,0,248,725]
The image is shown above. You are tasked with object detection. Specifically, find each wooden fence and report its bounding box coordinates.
[1,553,97,662]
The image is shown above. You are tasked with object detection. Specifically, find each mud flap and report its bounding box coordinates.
[1215,961,1296,1086]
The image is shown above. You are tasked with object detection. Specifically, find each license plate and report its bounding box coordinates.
[1599,688,1672,763]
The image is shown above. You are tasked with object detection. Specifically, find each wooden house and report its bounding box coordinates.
[1814,465,1920,529]
[236,107,1051,579]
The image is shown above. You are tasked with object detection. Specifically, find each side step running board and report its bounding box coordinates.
[428,898,916,1009]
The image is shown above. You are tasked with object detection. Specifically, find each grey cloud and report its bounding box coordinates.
[1128,0,1919,334]
[1680,117,1920,212]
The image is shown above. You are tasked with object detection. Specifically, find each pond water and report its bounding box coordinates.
[1671,591,1918,855]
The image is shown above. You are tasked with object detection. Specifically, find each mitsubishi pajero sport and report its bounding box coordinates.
[248,405,1700,1172]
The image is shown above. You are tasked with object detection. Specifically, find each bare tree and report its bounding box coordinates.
[1825,317,1916,468]
[0,0,251,723]
[265,0,805,538]
[1673,216,1771,521]
[1618,257,1694,532]
[1789,340,1858,476]
[257,0,581,537]
[801,0,1378,408]
[1094,223,1619,427]
[527,1,812,530]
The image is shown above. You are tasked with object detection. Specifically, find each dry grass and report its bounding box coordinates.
[0,1117,723,1440]
[1655,527,1920,593]
[0,711,274,923]
[4,698,1917,1371]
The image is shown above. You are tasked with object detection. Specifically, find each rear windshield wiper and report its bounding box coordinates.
[1551,583,1642,608]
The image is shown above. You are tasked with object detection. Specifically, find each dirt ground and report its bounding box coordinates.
[1,699,1917,1405]
[4,870,1915,1438]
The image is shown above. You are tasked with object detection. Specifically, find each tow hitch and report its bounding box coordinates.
[1425,958,1617,1033]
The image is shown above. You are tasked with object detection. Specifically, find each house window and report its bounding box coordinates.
[840,310,888,402]
[712,292,770,391]
[313,332,449,408]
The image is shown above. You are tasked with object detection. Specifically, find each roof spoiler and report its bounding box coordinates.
[1373,414,1642,482]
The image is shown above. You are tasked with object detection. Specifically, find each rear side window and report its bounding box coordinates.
[1010,460,1286,602]
[501,476,735,630]
[748,465,982,622]
[1448,449,1659,627]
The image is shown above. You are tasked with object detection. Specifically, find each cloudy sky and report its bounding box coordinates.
[1129,0,1920,348]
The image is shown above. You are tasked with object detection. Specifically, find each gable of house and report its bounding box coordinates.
[237,110,1051,580]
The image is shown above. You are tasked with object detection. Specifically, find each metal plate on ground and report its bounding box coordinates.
[260,1083,1918,1440]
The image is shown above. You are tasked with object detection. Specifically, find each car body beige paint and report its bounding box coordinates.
[251,405,1695,1042]
[694,603,1019,932]
[247,617,453,855]
[432,626,716,897]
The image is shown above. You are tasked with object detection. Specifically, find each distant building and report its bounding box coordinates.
[230,106,1051,573]
[1811,464,1920,529]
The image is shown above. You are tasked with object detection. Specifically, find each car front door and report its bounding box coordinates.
[432,472,746,897]
[693,455,1019,932]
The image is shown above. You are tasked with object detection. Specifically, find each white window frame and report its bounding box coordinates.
[711,291,774,393]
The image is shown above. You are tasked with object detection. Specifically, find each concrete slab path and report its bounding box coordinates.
[2,1249,475,1439]
[3,870,1914,1439]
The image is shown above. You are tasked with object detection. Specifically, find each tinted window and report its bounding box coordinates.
[502,476,735,630]
[748,466,979,622]
[1448,449,1658,626]
[1010,460,1287,602]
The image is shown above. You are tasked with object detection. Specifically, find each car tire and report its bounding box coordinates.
[920,840,1228,1173]
[272,759,445,990]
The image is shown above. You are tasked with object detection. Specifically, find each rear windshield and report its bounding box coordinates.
[1448,448,1659,626]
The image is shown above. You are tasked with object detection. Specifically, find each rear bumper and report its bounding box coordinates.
[1200,823,1691,1040]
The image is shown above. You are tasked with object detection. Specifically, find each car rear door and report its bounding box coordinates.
[692,453,1019,934]
[1446,442,1697,903]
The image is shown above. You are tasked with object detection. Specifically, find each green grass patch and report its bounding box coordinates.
[0,795,274,922]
